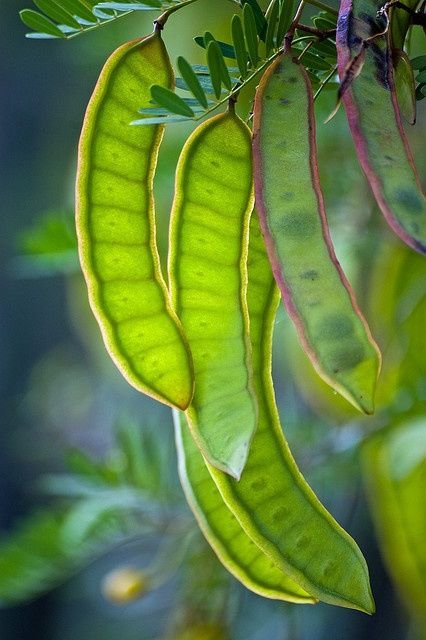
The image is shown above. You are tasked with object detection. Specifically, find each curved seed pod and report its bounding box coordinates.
[393,49,416,125]
[169,109,257,480]
[252,51,381,415]
[362,418,426,627]
[173,410,315,604]
[336,0,426,254]
[208,213,375,613]
[76,32,194,410]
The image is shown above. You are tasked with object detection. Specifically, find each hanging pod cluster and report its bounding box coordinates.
[336,0,426,253]
[74,0,426,612]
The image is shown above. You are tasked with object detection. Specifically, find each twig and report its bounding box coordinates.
[155,0,200,29]
[284,0,307,49]
[297,23,336,39]
[314,64,338,99]
[297,38,315,60]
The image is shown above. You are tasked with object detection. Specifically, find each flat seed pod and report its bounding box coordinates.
[393,49,416,125]
[336,0,426,254]
[169,110,257,480]
[208,214,375,613]
[252,51,381,414]
[173,410,315,604]
[76,32,194,410]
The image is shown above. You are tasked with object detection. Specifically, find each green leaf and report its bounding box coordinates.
[362,424,426,622]
[265,0,279,55]
[390,0,419,49]
[176,76,219,96]
[132,115,193,125]
[299,50,332,70]
[18,211,76,256]
[95,0,161,9]
[20,0,168,39]
[91,5,115,19]
[0,511,69,605]
[150,84,195,117]
[214,42,233,91]
[194,34,236,59]
[276,0,295,47]
[243,3,259,67]
[33,0,81,28]
[58,0,96,23]
[177,56,208,108]
[14,210,78,276]
[207,40,229,97]
[293,37,335,60]
[0,508,137,606]
[386,418,426,480]
[240,0,267,41]
[231,14,249,78]
[20,8,66,37]
[417,69,426,84]
[312,13,337,30]
[66,448,116,483]
[308,38,336,58]
[411,55,426,70]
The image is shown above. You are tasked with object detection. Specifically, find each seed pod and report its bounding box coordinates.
[393,49,416,125]
[252,50,381,414]
[76,32,194,410]
[207,213,375,613]
[336,0,426,254]
[169,109,257,479]
[174,409,315,603]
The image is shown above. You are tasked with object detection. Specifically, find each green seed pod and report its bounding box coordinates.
[174,408,315,604]
[337,0,426,254]
[169,109,258,480]
[76,32,194,410]
[207,212,375,613]
[252,50,381,414]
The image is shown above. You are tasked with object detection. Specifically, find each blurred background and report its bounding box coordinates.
[1,0,425,638]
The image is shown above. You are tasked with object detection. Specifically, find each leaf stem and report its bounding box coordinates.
[155,0,200,29]
[297,38,314,60]
[287,0,307,44]
[265,0,276,18]
[192,47,284,121]
[66,10,134,40]
[313,64,337,99]
[297,23,336,38]
[65,0,203,40]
